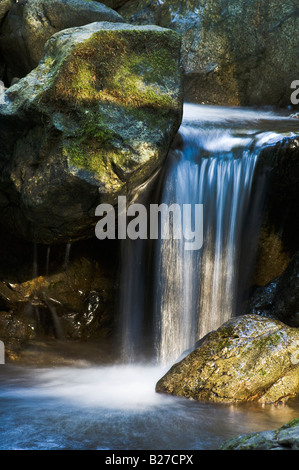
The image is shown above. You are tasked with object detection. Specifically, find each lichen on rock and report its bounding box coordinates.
[156,314,299,404]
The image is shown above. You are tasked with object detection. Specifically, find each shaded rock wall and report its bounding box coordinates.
[0,0,124,82]
[250,137,299,287]
[220,418,299,450]
[118,0,299,107]
[0,233,119,361]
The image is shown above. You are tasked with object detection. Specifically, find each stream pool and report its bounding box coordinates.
[0,362,298,450]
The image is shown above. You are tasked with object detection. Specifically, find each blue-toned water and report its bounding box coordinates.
[0,363,298,450]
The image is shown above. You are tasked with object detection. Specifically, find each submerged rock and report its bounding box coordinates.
[156,315,299,404]
[219,418,299,450]
[0,21,183,244]
[119,0,299,106]
[0,0,124,80]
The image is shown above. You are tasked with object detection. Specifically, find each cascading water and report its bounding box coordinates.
[120,104,297,366]
[154,122,260,365]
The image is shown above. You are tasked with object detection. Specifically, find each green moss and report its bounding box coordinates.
[44,26,181,183]
[51,29,180,111]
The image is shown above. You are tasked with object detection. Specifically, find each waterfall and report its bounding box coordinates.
[154,127,260,364]
[120,104,292,366]
[46,246,51,275]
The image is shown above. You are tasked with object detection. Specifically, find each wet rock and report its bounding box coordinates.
[0,232,119,360]
[220,418,299,450]
[0,21,183,244]
[0,0,123,81]
[247,251,299,327]
[119,0,299,106]
[156,315,299,404]
[0,310,36,359]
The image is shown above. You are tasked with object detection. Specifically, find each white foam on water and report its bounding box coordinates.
[5,364,172,411]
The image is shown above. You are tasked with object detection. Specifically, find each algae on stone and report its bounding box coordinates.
[156,314,299,404]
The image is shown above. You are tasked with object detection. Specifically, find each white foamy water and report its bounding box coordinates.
[6,364,171,410]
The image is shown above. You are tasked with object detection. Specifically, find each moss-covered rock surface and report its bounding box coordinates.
[156,314,299,404]
[220,418,299,450]
[0,21,183,243]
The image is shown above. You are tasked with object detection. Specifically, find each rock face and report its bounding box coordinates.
[119,0,299,106]
[0,0,124,81]
[250,137,299,288]
[0,235,118,360]
[0,21,183,244]
[247,252,299,328]
[156,315,299,404]
[220,418,299,450]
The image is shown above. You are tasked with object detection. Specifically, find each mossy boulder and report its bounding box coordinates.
[156,315,299,404]
[0,21,183,243]
[220,418,299,450]
[0,0,124,82]
[119,0,299,106]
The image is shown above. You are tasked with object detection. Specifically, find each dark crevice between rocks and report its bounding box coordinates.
[236,137,299,326]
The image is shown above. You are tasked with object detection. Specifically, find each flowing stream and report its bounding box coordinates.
[1,104,299,450]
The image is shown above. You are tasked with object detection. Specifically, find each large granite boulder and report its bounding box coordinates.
[119,0,299,106]
[220,418,299,450]
[0,21,183,244]
[156,315,299,404]
[0,0,124,81]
